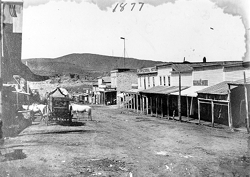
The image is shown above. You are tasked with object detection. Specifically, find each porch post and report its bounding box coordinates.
[150,96,153,116]
[126,94,128,109]
[140,95,143,114]
[228,85,233,129]
[190,97,193,116]
[0,0,3,141]
[142,96,145,114]
[128,94,130,109]
[123,94,126,108]
[186,96,189,121]
[128,94,131,109]
[132,94,135,110]
[178,72,182,121]
[131,94,133,109]
[146,96,149,115]
[133,94,136,111]
[156,96,158,117]
[198,98,201,124]
[244,72,249,133]
[104,92,106,105]
[211,100,214,127]
[161,97,163,118]
[167,95,169,119]
[136,94,139,113]
[131,94,133,110]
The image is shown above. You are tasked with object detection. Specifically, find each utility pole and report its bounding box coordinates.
[244,71,249,133]
[120,37,125,68]
[0,0,3,141]
[178,71,182,121]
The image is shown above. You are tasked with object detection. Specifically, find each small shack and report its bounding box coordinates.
[228,77,250,129]
[197,78,250,128]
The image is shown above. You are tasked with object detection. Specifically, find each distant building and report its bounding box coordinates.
[137,66,158,90]
[93,76,116,105]
[111,68,138,107]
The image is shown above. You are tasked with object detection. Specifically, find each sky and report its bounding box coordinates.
[21,0,250,62]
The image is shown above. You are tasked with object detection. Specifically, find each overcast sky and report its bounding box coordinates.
[22,0,249,62]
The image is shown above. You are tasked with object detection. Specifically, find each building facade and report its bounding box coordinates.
[137,66,158,90]
[128,60,250,129]
[111,68,138,107]
[93,77,116,105]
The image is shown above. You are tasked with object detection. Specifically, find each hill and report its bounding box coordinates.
[22,53,164,78]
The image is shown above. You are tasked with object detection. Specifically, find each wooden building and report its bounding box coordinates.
[124,61,250,128]
[111,69,137,107]
[197,77,250,129]
[93,77,117,105]
[139,86,189,118]
[0,0,48,139]
[137,66,158,90]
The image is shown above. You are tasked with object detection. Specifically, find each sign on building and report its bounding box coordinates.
[193,79,208,86]
[137,67,157,74]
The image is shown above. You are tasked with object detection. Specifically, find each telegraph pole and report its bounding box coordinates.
[120,37,125,68]
[0,0,3,141]
[244,71,249,133]
[178,71,182,121]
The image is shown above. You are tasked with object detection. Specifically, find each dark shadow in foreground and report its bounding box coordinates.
[0,149,27,162]
[56,121,86,126]
[19,129,96,136]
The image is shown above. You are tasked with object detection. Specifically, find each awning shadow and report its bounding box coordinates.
[48,121,86,126]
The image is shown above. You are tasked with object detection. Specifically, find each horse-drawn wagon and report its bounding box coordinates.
[47,87,73,123]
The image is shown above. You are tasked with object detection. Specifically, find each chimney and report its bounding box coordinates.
[203,57,206,63]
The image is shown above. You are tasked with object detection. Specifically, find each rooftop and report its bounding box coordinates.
[156,61,243,73]
[197,77,250,95]
[1,0,23,3]
[228,77,250,85]
[140,86,189,95]
[171,86,208,97]
[197,81,233,95]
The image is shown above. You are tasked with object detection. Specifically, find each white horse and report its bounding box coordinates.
[22,103,48,122]
[70,103,92,121]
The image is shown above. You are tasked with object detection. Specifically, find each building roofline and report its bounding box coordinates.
[1,0,23,4]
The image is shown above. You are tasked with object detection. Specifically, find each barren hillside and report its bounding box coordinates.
[22,53,164,78]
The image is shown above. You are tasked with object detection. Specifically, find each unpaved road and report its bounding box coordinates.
[0,105,250,177]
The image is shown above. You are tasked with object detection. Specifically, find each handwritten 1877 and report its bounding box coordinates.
[113,2,144,12]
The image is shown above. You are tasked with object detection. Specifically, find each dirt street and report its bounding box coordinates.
[0,105,250,177]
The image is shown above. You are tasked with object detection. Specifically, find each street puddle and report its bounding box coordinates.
[0,149,27,162]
